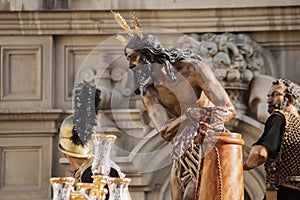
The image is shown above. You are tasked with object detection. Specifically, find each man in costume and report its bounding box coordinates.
[112,11,236,198]
[58,115,95,184]
[243,79,300,200]
[58,115,120,199]
[58,81,121,199]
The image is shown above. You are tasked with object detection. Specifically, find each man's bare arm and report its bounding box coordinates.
[141,87,185,141]
[191,60,236,121]
[243,145,269,170]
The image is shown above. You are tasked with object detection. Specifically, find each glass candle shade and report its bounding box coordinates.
[107,177,131,200]
[49,177,75,200]
[91,134,116,175]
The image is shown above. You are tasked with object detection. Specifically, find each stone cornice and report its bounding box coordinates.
[1,0,300,11]
[0,130,57,136]
[0,109,71,121]
[0,6,299,35]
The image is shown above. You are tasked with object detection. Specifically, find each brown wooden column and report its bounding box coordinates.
[197,132,244,200]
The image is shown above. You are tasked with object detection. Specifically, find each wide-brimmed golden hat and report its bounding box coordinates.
[58,115,91,158]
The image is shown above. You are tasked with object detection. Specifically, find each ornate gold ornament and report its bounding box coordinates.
[53,130,132,199]
[132,12,143,39]
[111,10,143,45]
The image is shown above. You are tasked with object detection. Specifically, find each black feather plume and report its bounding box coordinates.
[95,88,101,115]
[70,126,84,146]
[73,82,99,144]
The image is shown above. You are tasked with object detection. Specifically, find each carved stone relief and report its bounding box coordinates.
[175,33,265,115]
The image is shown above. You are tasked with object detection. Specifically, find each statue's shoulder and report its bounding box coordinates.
[173,58,203,68]
[174,58,210,73]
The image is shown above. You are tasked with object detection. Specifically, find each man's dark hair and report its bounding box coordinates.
[125,34,175,81]
[125,34,202,82]
[273,79,300,108]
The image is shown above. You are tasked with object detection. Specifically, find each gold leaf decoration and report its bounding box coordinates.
[132,12,143,39]
[111,10,133,37]
[116,34,128,46]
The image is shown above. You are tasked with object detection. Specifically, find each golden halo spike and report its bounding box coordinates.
[115,34,128,46]
[132,12,143,39]
[111,10,133,37]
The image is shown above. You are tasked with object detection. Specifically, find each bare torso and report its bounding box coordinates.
[145,59,212,117]
[141,58,235,136]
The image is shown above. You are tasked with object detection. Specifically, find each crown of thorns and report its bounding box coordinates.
[111,11,143,45]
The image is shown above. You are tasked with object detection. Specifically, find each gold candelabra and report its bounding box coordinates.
[50,134,132,200]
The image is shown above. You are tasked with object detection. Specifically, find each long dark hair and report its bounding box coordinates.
[125,34,202,82]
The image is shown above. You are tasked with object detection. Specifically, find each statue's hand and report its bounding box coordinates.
[186,107,229,125]
[159,115,187,141]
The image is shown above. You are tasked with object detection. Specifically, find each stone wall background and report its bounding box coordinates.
[0,1,299,199]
